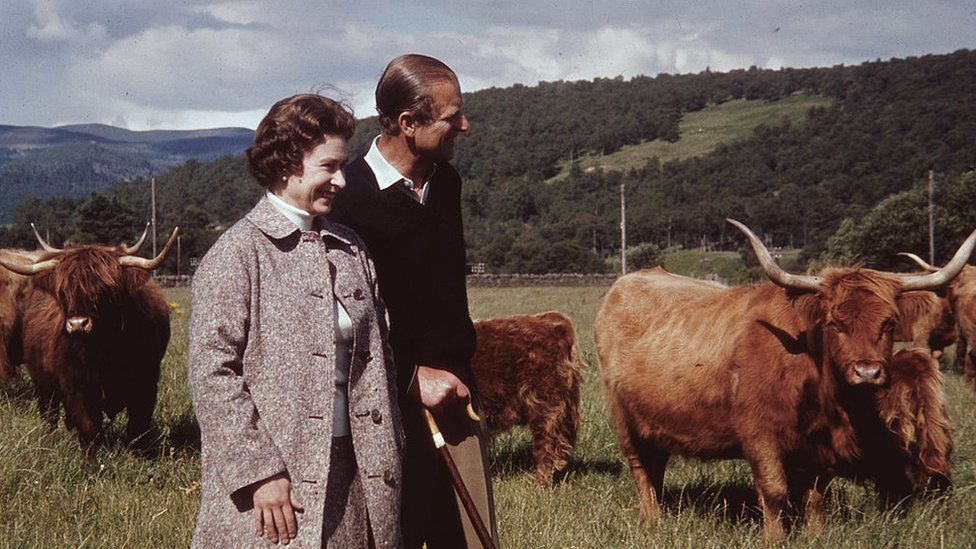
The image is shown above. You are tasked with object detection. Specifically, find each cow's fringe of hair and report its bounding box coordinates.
[875,349,953,486]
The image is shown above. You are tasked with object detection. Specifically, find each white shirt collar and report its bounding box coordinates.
[364,136,408,191]
[266,191,315,231]
[363,136,436,204]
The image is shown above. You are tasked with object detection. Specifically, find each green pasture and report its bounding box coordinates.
[2,285,976,548]
[549,94,833,181]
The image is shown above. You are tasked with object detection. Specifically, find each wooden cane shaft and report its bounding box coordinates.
[423,408,497,549]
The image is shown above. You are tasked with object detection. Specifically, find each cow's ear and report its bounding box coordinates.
[121,267,151,292]
[792,292,825,329]
[29,270,54,293]
[896,291,937,332]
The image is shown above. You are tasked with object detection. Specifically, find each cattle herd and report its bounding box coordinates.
[1,218,975,541]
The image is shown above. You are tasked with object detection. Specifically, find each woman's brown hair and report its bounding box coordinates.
[246,94,355,188]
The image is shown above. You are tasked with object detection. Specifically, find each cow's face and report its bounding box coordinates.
[818,273,900,386]
[813,271,940,386]
[728,218,975,387]
[35,246,134,336]
[0,225,176,337]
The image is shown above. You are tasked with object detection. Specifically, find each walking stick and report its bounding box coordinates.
[423,404,498,549]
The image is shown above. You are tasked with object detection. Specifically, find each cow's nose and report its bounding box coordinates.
[853,362,882,381]
[66,316,93,334]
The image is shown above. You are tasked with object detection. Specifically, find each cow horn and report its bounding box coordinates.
[898,228,976,291]
[727,218,822,292]
[31,223,61,252]
[122,222,151,255]
[0,255,58,275]
[119,227,179,270]
[897,252,938,273]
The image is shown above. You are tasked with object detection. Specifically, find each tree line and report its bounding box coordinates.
[2,49,974,274]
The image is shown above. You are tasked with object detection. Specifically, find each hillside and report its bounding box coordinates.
[3,49,975,275]
[0,124,253,223]
[548,94,833,180]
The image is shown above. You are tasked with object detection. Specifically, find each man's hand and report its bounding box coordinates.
[252,472,303,545]
[411,365,470,413]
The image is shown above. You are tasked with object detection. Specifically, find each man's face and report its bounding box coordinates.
[412,79,468,162]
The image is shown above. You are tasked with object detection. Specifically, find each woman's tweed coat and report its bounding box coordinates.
[188,196,404,548]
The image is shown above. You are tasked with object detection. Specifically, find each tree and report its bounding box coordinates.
[72,193,139,245]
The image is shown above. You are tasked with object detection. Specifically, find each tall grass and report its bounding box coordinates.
[1,286,974,547]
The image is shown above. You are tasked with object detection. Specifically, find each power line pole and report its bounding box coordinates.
[177,234,182,278]
[928,170,935,264]
[151,176,158,259]
[620,183,627,275]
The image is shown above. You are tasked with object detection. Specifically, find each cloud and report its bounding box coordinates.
[25,1,108,44]
[1,1,975,129]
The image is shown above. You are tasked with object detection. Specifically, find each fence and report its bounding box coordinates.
[156,273,619,288]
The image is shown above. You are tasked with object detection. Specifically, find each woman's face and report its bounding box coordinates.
[275,135,348,215]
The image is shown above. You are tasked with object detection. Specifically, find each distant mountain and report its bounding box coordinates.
[0,124,115,148]
[0,123,254,223]
[55,123,252,144]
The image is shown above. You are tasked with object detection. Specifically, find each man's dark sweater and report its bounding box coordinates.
[328,156,477,394]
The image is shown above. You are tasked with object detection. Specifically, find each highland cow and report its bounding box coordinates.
[471,311,583,485]
[595,220,974,542]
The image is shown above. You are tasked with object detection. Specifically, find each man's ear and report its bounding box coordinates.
[397,111,416,137]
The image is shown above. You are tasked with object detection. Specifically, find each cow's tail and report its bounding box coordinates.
[561,324,584,455]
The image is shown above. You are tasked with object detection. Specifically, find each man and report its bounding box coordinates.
[329,54,498,548]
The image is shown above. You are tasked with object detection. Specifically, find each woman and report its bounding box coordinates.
[188,94,403,548]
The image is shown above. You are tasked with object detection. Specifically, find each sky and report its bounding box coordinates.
[2,1,974,131]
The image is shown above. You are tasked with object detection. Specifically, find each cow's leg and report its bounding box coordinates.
[530,412,559,485]
[635,443,669,517]
[744,443,788,543]
[606,391,666,522]
[788,471,828,534]
[964,350,976,390]
[529,399,577,485]
[954,334,968,374]
[33,372,61,430]
[126,370,159,451]
[58,376,103,449]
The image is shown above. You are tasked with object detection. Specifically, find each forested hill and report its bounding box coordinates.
[0,125,253,223]
[3,49,974,274]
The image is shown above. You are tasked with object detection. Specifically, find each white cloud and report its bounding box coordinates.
[2,1,975,129]
[25,0,107,44]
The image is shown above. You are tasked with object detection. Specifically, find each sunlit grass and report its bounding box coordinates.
[549,94,833,181]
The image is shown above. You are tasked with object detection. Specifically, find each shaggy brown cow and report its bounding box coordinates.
[471,311,584,485]
[843,348,953,497]
[900,252,976,388]
[0,249,41,383]
[0,225,175,448]
[596,220,974,542]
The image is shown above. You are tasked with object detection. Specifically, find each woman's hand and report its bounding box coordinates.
[252,472,304,544]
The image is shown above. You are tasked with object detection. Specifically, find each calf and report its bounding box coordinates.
[471,311,584,485]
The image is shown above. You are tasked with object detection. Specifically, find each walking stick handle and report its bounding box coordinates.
[423,408,447,448]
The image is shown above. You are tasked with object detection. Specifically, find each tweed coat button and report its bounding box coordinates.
[383,469,395,485]
[353,288,365,300]
[362,351,373,362]
[371,409,382,424]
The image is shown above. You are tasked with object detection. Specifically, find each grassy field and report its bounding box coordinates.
[548,94,833,181]
[2,285,976,548]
